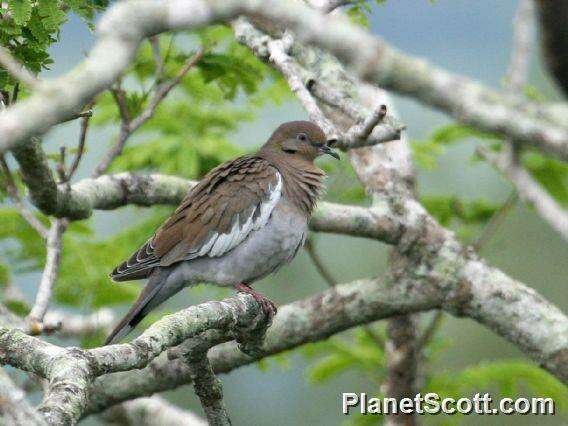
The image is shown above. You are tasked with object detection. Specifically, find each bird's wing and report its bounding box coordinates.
[110,155,282,281]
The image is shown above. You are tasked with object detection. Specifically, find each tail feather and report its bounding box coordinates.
[105,268,172,345]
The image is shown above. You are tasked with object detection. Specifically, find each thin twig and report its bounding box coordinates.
[304,238,337,287]
[267,34,340,140]
[150,36,165,81]
[0,156,48,239]
[110,86,131,124]
[467,0,538,257]
[478,148,568,240]
[341,103,391,147]
[59,109,93,124]
[415,311,444,351]
[252,22,402,148]
[55,146,67,183]
[474,191,518,251]
[27,218,68,323]
[92,48,204,177]
[67,101,94,181]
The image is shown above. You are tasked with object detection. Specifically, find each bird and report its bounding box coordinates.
[105,121,339,345]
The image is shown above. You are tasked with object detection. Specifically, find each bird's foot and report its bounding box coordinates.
[234,283,277,357]
[235,283,277,324]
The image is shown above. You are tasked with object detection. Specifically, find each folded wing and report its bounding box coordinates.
[110,156,282,282]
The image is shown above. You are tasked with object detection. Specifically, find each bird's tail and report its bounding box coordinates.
[105,267,173,345]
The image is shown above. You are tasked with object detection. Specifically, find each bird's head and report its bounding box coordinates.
[261,121,340,162]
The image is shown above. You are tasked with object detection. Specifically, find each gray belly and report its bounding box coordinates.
[165,198,307,288]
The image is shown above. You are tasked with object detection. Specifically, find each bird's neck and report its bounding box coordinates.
[261,151,326,215]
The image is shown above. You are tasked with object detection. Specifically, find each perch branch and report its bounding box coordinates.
[85,266,568,415]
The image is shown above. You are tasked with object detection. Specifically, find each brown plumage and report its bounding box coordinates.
[106,121,338,344]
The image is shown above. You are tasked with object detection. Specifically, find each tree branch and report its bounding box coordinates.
[383,314,419,426]
[478,147,568,240]
[0,155,49,239]
[92,48,204,177]
[0,46,39,88]
[235,18,404,149]
[185,351,232,426]
[0,368,47,426]
[0,0,565,160]
[1,293,265,424]
[85,266,568,416]
[101,395,206,426]
[27,219,68,322]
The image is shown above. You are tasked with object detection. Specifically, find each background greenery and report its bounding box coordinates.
[0,0,566,424]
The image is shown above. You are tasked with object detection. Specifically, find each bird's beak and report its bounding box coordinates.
[319,143,340,160]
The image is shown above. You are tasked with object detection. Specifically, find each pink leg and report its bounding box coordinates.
[235,283,277,322]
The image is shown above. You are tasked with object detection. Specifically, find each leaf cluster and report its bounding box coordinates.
[0,0,107,88]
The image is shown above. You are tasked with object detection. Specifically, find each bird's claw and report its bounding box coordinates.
[234,283,277,325]
[234,283,277,356]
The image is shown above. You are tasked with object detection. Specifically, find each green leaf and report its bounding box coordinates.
[421,195,499,227]
[412,124,499,169]
[38,0,67,31]
[8,0,32,26]
[0,263,9,287]
[523,152,568,207]
[428,360,568,416]
[5,299,30,316]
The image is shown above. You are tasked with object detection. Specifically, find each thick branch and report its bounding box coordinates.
[384,315,419,426]
[85,265,568,415]
[0,294,265,424]
[0,0,563,160]
[0,47,39,88]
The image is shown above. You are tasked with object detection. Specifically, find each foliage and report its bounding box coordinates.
[0,1,107,89]
[94,27,290,178]
[427,360,568,414]
[411,123,498,170]
[304,327,567,424]
[523,151,568,207]
[303,326,386,384]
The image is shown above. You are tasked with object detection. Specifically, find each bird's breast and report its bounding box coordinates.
[171,197,308,287]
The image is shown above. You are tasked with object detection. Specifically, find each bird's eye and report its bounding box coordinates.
[296,133,308,142]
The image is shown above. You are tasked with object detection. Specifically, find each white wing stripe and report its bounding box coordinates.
[203,172,282,258]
